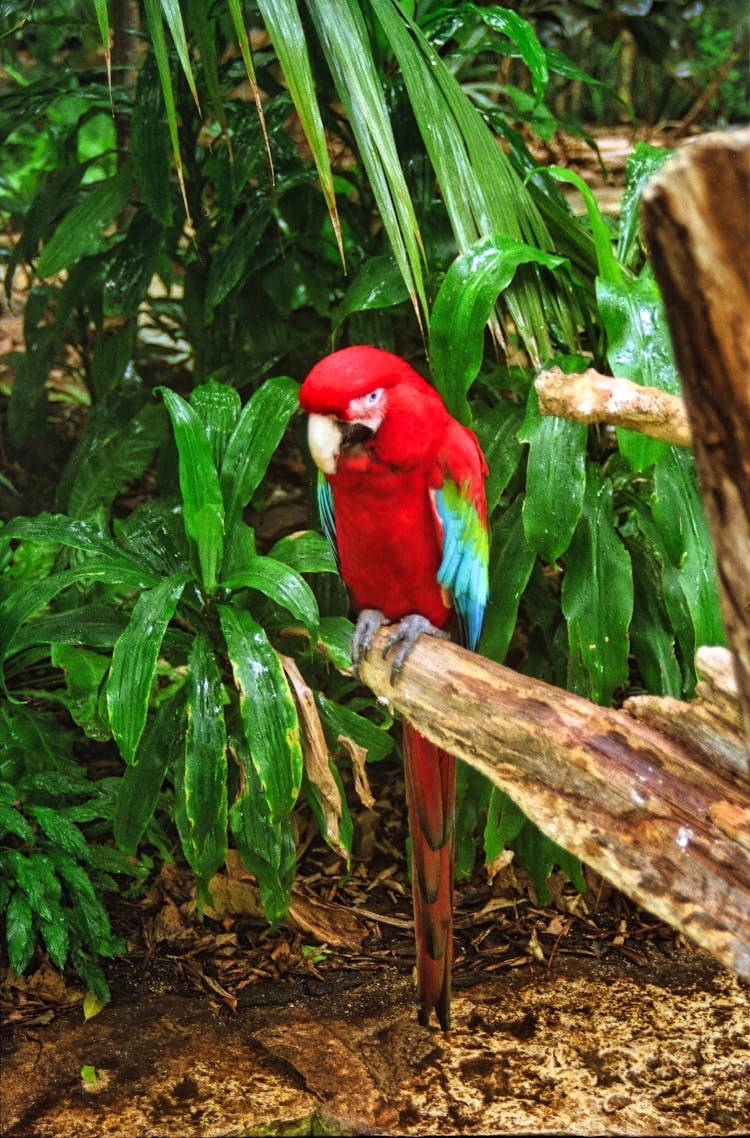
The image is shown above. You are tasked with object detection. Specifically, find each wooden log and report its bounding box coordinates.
[358,629,750,980]
[535,366,692,446]
[642,129,750,745]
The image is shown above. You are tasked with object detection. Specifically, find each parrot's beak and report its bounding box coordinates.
[307,414,376,474]
[307,413,342,475]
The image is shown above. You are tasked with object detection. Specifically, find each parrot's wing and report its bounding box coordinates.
[430,426,489,652]
[317,470,340,571]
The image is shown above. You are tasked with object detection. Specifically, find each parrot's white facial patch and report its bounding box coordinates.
[307,413,342,475]
[348,387,385,432]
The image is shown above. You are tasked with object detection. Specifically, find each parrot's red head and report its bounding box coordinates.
[299,346,448,476]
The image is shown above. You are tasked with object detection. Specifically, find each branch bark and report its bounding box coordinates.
[642,129,750,743]
[358,631,750,980]
[535,366,692,447]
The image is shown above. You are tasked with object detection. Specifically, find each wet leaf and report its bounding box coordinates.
[37,165,131,276]
[480,495,536,664]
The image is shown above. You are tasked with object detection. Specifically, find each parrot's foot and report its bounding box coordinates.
[351,609,389,675]
[383,614,450,683]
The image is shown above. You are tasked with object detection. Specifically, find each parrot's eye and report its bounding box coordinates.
[364,388,383,405]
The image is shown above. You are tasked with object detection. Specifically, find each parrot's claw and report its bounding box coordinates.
[383,614,450,683]
[351,608,389,675]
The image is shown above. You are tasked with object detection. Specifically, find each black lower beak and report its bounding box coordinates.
[340,421,375,448]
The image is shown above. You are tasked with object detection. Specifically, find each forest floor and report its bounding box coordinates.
[1,128,749,1136]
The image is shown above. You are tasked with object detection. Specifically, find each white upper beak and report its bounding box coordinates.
[307,414,342,475]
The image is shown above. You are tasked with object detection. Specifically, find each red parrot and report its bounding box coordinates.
[299,345,489,1030]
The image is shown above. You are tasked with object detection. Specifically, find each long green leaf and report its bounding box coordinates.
[561,463,633,704]
[108,573,189,763]
[518,381,587,563]
[159,0,200,111]
[430,235,569,423]
[473,5,548,102]
[227,0,275,180]
[371,0,562,359]
[131,50,173,225]
[158,388,225,593]
[219,374,299,533]
[306,0,428,329]
[228,729,296,925]
[256,0,343,262]
[480,495,535,664]
[219,605,302,821]
[190,380,242,469]
[142,0,191,219]
[114,691,186,855]
[1,514,159,577]
[37,164,131,277]
[183,632,227,851]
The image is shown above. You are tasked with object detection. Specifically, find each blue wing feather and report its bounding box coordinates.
[317,470,340,571]
[432,483,488,652]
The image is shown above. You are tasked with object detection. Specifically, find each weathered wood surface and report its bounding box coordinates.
[358,631,750,980]
[535,366,692,447]
[642,129,750,743]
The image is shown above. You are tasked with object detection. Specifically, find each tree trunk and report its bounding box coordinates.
[642,129,750,744]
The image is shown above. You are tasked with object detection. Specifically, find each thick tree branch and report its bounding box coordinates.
[535,366,692,446]
[358,632,750,980]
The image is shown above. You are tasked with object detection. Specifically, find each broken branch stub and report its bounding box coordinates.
[358,630,750,981]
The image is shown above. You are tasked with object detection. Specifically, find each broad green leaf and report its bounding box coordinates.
[511,820,586,903]
[315,692,393,762]
[204,201,272,317]
[159,388,225,592]
[1,514,158,579]
[114,692,185,855]
[10,605,128,652]
[306,0,428,328]
[480,495,535,664]
[473,4,548,102]
[190,380,242,469]
[108,573,189,763]
[518,381,587,563]
[617,143,673,269]
[562,463,633,704]
[183,633,227,850]
[37,164,131,277]
[484,787,526,866]
[256,0,342,262]
[38,899,69,970]
[269,531,339,576]
[430,236,569,423]
[223,556,319,638]
[4,889,35,974]
[597,269,681,472]
[28,805,89,862]
[51,644,110,741]
[219,606,302,821]
[0,803,32,842]
[230,780,296,926]
[317,616,354,671]
[131,50,173,225]
[628,543,682,698]
[3,850,54,921]
[651,449,724,662]
[103,209,162,317]
[332,255,410,335]
[0,561,160,687]
[219,375,299,532]
[473,403,525,515]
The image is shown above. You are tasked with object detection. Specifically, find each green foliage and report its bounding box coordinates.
[0,703,136,1002]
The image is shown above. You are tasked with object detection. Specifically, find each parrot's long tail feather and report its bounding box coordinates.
[402,720,456,1030]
